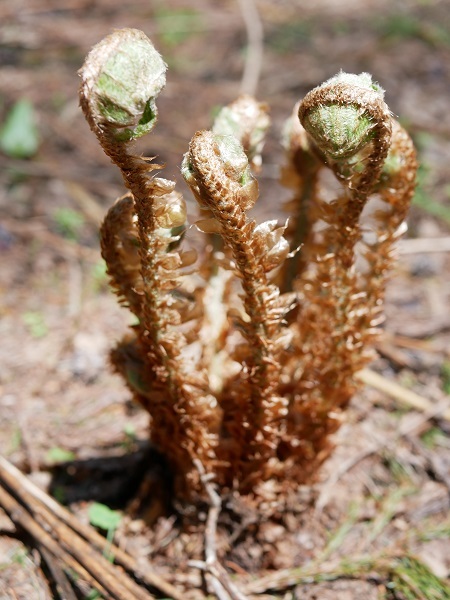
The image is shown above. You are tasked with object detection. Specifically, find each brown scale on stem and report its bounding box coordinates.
[79,29,217,497]
[79,29,417,502]
[277,73,415,481]
[99,193,142,316]
[360,120,417,340]
[183,130,292,486]
[278,105,321,292]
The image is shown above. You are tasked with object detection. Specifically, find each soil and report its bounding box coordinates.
[0,0,449,598]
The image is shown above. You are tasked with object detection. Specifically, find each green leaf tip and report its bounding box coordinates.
[299,71,386,160]
[79,28,167,142]
[88,502,122,531]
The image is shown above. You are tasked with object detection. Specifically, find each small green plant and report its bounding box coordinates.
[10,547,29,566]
[441,361,450,394]
[88,502,122,532]
[79,29,416,502]
[421,425,447,449]
[53,207,85,240]
[22,310,48,338]
[45,446,76,465]
[154,7,202,47]
[88,502,122,564]
[0,99,39,158]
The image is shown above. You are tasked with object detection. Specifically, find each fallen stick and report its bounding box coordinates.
[0,484,112,599]
[39,545,79,600]
[0,455,183,600]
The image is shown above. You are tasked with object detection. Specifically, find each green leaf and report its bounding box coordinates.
[88,503,122,531]
[45,447,76,464]
[53,207,85,240]
[441,361,450,395]
[22,311,48,338]
[413,165,450,226]
[155,8,202,46]
[0,99,39,158]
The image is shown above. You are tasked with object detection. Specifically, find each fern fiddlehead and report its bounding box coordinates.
[80,29,218,497]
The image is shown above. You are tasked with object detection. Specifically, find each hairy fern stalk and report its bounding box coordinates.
[79,29,417,501]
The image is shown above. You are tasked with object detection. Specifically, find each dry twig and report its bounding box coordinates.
[39,546,78,600]
[191,460,249,600]
[236,0,264,96]
[0,484,123,599]
[0,455,183,600]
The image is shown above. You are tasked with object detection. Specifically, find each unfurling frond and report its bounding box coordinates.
[100,193,142,315]
[79,28,166,143]
[80,30,416,502]
[212,95,270,170]
[183,130,293,485]
[276,73,415,483]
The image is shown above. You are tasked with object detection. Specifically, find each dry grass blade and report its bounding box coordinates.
[356,368,450,421]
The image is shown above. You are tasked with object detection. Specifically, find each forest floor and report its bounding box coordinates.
[0,0,449,598]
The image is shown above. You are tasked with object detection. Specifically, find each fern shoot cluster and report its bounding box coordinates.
[79,29,416,501]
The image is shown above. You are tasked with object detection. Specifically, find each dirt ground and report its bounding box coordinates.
[0,0,449,598]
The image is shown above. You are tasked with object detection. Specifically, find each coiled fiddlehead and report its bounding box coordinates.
[80,29,218,498]
[277,73,415,482]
